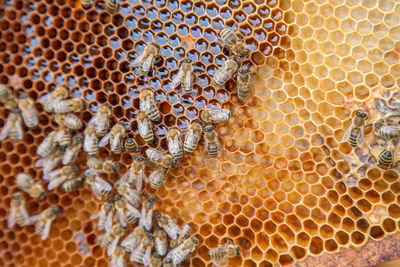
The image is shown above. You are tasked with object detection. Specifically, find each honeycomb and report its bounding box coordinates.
[1,0,400,266]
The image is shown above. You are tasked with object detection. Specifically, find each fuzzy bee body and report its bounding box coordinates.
[121,157,146,190]
[18,94,39,128]
[131,234,153,266]
[114,196,141,226]
[342,111,368,147]
[62,134,82,165]
[32,206,59,240]
[101,224,126,256]
[87,157,119,174]
[167,237,198,265]
[208,243,240,260]
[167,128,183,161]
[149,166,168,189]
[204,125,220,158]
[124,137,139,153]
[55,113,83,130]
[157,213,181,240]
[236,67,251,101]
[213,57,240,87]
[379,125,400,140]
[54,98,86,113]
[99,123,127,154]
[61,176,84,192]
[172,58,194,94]
[137,112,154,143]
[56,128,71,151]
[378,150,394,169]
[139,197,156,231]
[37,131,57,158]
[16,173,45,199]
[105,0,118,13]
[120,226,145,253]
[0,110,24,142]
[110,246,126,267]
[115,182,141,207]
[184,122,202,154]
[84,126,98,156]
[39,86,69,113]
[88,105,112,137]
[133,43,160,75]
[200,108,231,124]
[85,170,112,199]
[8,192,30,228]
[219,29,249,60]
[90,199,115,232]
[140,89,161,122]
[80,0,93,9]
[154,228,168,257]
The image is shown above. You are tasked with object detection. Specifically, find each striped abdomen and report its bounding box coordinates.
[15,208,29,227]
[81,0,93,8]
[145,105,161,121]
[106,0,118,13]
[208,247,226,259]
[127,212,138,224]
[237,84,250,101]
[35,219,46,236]
[124,138,138,153]
[378,150,393,169]
[58,132,71,150]
[61,178,83,192]
[101,233,115,248]
[207,143,219,157]
[349,128,360,147]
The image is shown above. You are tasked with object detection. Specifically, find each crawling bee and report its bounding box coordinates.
[342,110,368,147]
[84,169,113,199]
[154,228,168,257]
[120,226,146,253]
[124,137,139,153]
[53,98,86,113]
[204,125,220,158]
[105,0,118,13]
[236,67,251,101]
[61,175,85,192]
[0,84,17,110]
[99,122,127,154]
[54,113,83,130]
[110,246,126,267]
[88,104,112,137]
[378,125,400,140]
[219,29,249,60]
[172,58,195,94]
[100,223,126,256]
[80,0,93,9]
[171,223,192,249]
[30,206,60,240]
[157,212,181,240]
[115,181,142,207]
[55,126,72,151]
[91,199,115,232]
[139,196,156,231]
[167,128,183,161]
[17,92,39,128]
[39,86,69,113]
[16,173,45,199]
[35,149,63,177]
[7,192,30,228]
[140,89,161,122]
[87,157,119,174]
[184,122,202,155]
[121,156,147,190]
[131,233,154,265]
[114,195,141,226]
[83,126,98,157]
[36,131,58,158]
[167,236,199,265]
[150,254,163,267]
[0,110,24,142]
[378,150,394,170]
[208,240,240,260]
[213,57,240,87]
[133,43,160,75]
[46,165,79,190]
[200,108,231,124]
[146,148,175,169]
[62,134,82,165]
[137,112,154,143]
[149,166,168,189]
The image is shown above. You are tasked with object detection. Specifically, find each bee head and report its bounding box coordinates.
[204,125,215,133]
[239,50,249,60]
[12,192,23,200]
[18,90,28,99]
[191,236,199,244]
[356,111,368,119]
[135,156,144,161]
[182,58,192,64]
[235,245,241,254]
[238,67,250,74]
[51,206,61,216]
[146,196,156,203]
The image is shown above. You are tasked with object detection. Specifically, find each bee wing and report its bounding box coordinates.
[142,54,155,73]
[116,255,125,267]
[357,125,365,147]
[35,158,45,167]
[39,93,49,104]
[132,51,146,67]
[47,176,66,190]
[98,131,112,147]
[53,130,65,142]
[120,167,132,183]
[94,176,113,193]
[88,114,97,127]
[130,245,141,262]
[107,237,120,256]
[341,121,355,142]
[43,168,62,181]
[172,70,183,88]
[7,208,15,228]
[140,95,151,113]
[143,247,152,266]
[110,132,121,151]
[90,210,102,220]
[0,120,10,140]
[209,108,231,122]
[41,220,52,240]
[126,203,141,218]
[116,209,127,227]
[135,171,146,190]
[28,213,42,225]
[105,212,113,233]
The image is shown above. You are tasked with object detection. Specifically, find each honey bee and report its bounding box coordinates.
[0,110,24,142]
[39,86,69,113]
[90,199,115,232]
[133,43,160,75]
[140,89,161,122]
[137,112,154,143]
[378,125,400,140]
[213,57,240,87]
[37,131,58,158]
[200,108,232,124]
[99,121,128,154]
[150,254,163,267]
[75,233,90,256]
[121,156,147,190]
[46,165,79,191]
[115,181,142,207]
[154,228,168,257]
[114,195,141,226]
[53,98,86,114]
[139,196,156,231]
[172,58,195,94]
[0,84,17,110]
[378,150,394,170]
[110,246,126,267]
[184,122,202,155]
[7,192,30,228]
[342,111,368,147]
[146,148,175,169]
[88,104,112,137]
[62,134,82,165]
[236,67,251,101]
[219,29,249,60]
[87,157,119,174]
[16,173,45,199]
[171,223,192,249]
[84,169,113,199]
[166,236,199,265]
[30,206,60,240]
[105,0,118,14]
[124,137,139,153]
[131,233,154,265]
[100,223,126,256]
[61,175,85,192]
[80,0,93,9]
[54,113,83,130]
[17,92,39,128]
[55,126,72,151]
[167,128,183,162]
[161,258,175,267]
[35,149,63,177]
[120,226,146,253]
[208,240,240,260]
[149,166,168,189]
[83,126,98,157]
[157,212,181,240]
[203,125,220,158]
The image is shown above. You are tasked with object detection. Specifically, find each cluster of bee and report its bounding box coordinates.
[0,84,39,142]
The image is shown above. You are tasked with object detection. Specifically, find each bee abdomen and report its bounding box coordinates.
[143,133,154,143]
[9,129,22,142]
[127,214,138,224]
[172,150,183,161]
[378,151,394,169]
[208,248,225,259]
[146,106,161,121]
[62,179,83,192]
[124,139,139,153]
[58,135,71,151]
[183,144,195,154]
[237,85,250,100]
[207,143,219,157]
[349,129,359,147]
[15,211,28,227]
[105,0,118,13]
[35,221,45,235]
[81,0,93,8]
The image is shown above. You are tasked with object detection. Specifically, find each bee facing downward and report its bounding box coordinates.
[133,43,160,75]
[172,58,195,94]
[140,89,161,122]
[213,57,240,87]
[30,206,60,240]
[342,110,368,147]
[219,29,249,60]
[7,192,30,228]
[236,66,251,101]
